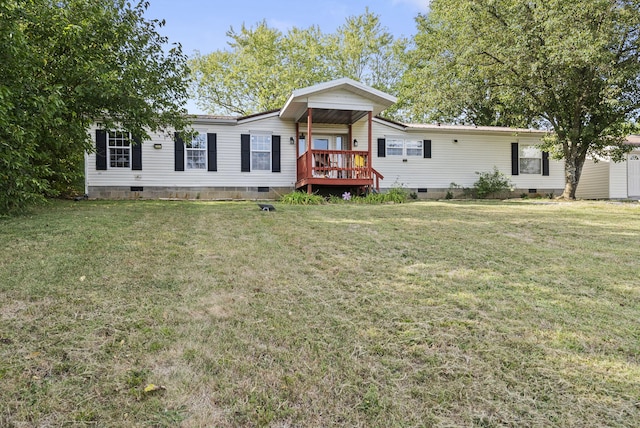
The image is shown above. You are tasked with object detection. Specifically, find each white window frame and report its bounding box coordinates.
[251,134,272,171]
[519,146,542,174]
[386,138,404,156]
[186,133,207,170]
[386,138,423,157]
[108,131,131,168]
[405,140,423,157]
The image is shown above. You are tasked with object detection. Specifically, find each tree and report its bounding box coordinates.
[331,8,408,95]
[0,0,191,213]
[190,22,333,115]
[403,0,640,199]
[190,10,407,116]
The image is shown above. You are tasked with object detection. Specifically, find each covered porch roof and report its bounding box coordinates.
[279,78,397,124]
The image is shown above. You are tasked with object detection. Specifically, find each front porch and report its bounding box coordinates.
[279,78,397,195]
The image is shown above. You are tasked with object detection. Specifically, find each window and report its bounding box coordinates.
[312,138,329,150]
[386,139,404,156]
[386,139,423,157]
[406,140,423,157]
[186,134,207,169]
[241,133,279,173]
[520,146,542,174]
[109,131,130,168]
[251,134,271,170]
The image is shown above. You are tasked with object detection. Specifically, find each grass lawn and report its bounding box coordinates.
[1,199,640,427]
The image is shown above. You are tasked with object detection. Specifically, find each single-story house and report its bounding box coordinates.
[576,135,640,200]
[86,78,568,200]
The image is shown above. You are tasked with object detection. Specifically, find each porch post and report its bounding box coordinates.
[307,108,313,194]
[368,111,373,182]
[295,122,299,156]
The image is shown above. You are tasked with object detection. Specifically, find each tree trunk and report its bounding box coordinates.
[561,153,586,200]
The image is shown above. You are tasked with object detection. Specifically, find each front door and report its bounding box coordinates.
[629,153,640,197]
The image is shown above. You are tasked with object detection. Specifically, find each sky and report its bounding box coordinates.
[145,0,431,113]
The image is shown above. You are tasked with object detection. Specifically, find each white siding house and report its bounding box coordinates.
[86,78,567,199]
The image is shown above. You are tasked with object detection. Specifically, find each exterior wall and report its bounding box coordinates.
[87,115,298,199]
[609,156,630,199]
[364,121,565,197]
[308,88,373,110]
[576,159,610,199]
[577,151,640,199]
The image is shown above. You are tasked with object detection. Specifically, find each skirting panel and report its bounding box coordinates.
[379,187,565,199]
[88,186,294,200]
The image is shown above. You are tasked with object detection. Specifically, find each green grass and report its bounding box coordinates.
[1,199,640,427]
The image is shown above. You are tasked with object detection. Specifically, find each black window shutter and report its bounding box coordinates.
[377,138,386,157]
[174,132,184,171]
[511,142,519,175]
[424,139,432,159]
[241,134,250,172]
[132,136,142,170]
[96,129,107,170]
[272,135,281,173]
[207,133,217,172]
[542,151,549,176]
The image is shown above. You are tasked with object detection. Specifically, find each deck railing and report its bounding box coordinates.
[297,150,371,182]
[372,167,384,191]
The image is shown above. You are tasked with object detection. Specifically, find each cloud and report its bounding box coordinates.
[268,18,295,32]
[392,0,430,12]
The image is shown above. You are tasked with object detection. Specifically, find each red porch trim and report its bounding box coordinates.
[307,108,313,194]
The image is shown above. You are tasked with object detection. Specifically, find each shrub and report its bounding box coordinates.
[350,193,381,204]
[384,186,409,203]
[351,185,409,204]
[281,184,410,206]
[445,182,460,199]
[473,167,513,199]
[280,191,325,205]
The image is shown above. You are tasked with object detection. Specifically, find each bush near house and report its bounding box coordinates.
[473,167,514,198]
[279,191,325,205]
[282,184,410,205]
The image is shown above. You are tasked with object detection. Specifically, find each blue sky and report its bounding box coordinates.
[145,0,430,113]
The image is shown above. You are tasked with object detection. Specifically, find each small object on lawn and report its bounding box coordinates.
[258,203,275,211]
[74,194,88,201]
[143,384,166,394]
